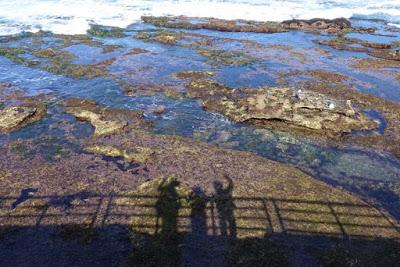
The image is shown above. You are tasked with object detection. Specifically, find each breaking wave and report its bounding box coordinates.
[0,0,399,35]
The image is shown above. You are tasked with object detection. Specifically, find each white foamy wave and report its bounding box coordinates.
[0,0,399,36]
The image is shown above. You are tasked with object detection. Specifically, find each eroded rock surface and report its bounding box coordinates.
[281,18,352,33]
[203,87,377,136]
[0,106,38,132]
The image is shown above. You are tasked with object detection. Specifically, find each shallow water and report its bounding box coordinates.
[0,18,400,222]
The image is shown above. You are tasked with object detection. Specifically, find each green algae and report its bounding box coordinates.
[134,29,258,66]
[87,25,126,38]
[134,30,181,45]
[0,47,39,66]
[0,43,113,79]
[196,48,257,66]
[32,48,75,61]
[101,44,123,53]
[134,32,151,40]
[9,141,34,159]
[142,16,200,30]
[173,70,215,80]
[141,15,287,33]
[86,145,154,163]
[45,61,110,79]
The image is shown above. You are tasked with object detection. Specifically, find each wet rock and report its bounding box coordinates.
[281,18,352,34]
[186,78,233,98]
[124,48,150,56]
[87,25,126,38]
[173,71,215,80]
[101,44,123,54]
[314,37,393,53]
[141,16,287,33]
[368,49,400,61]
[314,39,370,52]
[203,87,378,136]
[0,105,47,133]
[135,30,181,45]
[0,106,37,132]
[0,47,39,66]
[63,99,148,137]
[66,108,127,136]
[282,69,400,158]
[196,48,257,66]
[154,33,179,44]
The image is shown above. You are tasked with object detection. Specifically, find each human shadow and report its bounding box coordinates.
[182,186,226,267]
[129,178,183,266]
[155,178,181,239]
[214,175,236,239]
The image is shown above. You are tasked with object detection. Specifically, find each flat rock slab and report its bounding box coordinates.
[204,87,378,136]
[0,106,37,132]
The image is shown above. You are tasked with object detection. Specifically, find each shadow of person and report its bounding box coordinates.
[155,178,181,240]
[182,186,215,266]
[214,175,236,239]
[190,186,208,237]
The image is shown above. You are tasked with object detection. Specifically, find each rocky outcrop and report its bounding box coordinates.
[140,16,375,35]
[281,18,351,32]
[203,87,378,136]
[63,98,149,137]
[0,105,47,133]
[0,106,36,132]
[66,108,127,136]
[141,16,287,33]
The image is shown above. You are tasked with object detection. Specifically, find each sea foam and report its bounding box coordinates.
[0,0,399,36]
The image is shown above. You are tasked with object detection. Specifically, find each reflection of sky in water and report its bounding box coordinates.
[64,44,118,65]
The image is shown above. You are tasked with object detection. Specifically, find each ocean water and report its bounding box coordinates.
[0,0,400,35]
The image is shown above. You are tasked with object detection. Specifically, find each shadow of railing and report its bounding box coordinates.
[1,193,399,240]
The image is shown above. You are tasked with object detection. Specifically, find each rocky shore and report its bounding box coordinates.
[0,15,399,266]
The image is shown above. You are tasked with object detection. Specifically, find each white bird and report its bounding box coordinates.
[296,89,305,100]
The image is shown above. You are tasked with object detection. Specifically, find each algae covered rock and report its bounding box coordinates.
[86,145,155,164]
[204,87,378,136]
[186,78,233,98]
[368,49,400,61]
[141,16,287,33]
